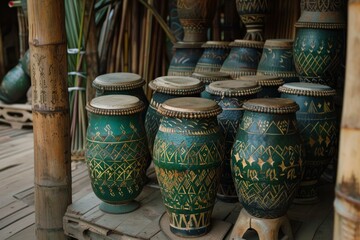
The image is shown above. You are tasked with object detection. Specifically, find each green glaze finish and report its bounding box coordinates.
[194,41,231,73]
[85,97,148,214]
[231,99,303,218]
[206,80,261,202]
[293,27,345,88]
[239,76,284,98]
[168,42,204,76]
[145,77,204,158]
[257,39,298,83]
[20,50,31,76]
[220,40,264,79]
[0,63,30,103]
[213,95,256,202]
[192,72,232,99]
[153,98,223,237]
[279,83,337,203]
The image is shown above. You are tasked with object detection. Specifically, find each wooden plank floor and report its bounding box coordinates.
[0,124,336,239]
[0,124,92,240]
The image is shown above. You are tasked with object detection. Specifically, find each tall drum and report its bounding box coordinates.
[145,76,204,157]
[231,98,303,218]
[279,82,337,203]
[92,72,148,110]
[153,97,223,237]
[85,95,148,214]
[206,80,261,202]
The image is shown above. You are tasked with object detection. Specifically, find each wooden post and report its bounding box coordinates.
[28,0,72,239]
[333,1,360,239]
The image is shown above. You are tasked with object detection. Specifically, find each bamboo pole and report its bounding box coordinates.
[84,0,98,102]
[333,1,360,239]
[28,0,71,239]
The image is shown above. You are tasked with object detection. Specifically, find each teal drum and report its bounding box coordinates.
[192,72,232,99]
[85,95,148,214]
[279,82,337,204]
[194,41,231,73]
[220,40,264,79]
[92,72,148,111]
[153,97,223,237]
[206,80,261,202]
[231,98,303,218]
[145,76,204,157]
[239,75,284,98]
[257,39,298,83]
[168,42,204,76]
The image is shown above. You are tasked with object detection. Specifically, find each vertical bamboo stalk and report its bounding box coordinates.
[84,0,98,103]
[333,1,360,239]
[28,0,71,239]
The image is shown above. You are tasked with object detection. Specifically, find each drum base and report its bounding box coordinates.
[230,209,293,240]
[99,201,140,214]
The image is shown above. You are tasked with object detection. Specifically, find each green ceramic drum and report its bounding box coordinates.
[92,72,148,109]
[279,82,337,204]
[85,95,148,214]
[239,75,285,98]
[192,72,232,99]
[206,80,261,202]
[153,97,223,237]
[194,41,231,73]
[145,76,204,157]
[231,98,303,218]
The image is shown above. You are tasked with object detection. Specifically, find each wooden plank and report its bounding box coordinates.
[66,192,102,217]
[212,200,239,221]
[115,192,165,237]
[0,200,28,221]
[150,231,169,240]
[6,224,35,240]
[0,212,34,239]
[0,205,34,229]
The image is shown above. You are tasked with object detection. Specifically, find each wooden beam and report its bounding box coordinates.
[334,1,360,239]
[27,0,71,239]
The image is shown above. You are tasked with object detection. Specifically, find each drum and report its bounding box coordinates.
[239,75,285,98]
[257,39,298,83]
[167,42,204,76]
[192,72,232,99]
[92,72,149,117]
[145,76,204,157]
[206,80,261,202]
[153,97,223,237]
[231,98,303,218]
[85,95,148,214]
[279,82,337,203]
[194,41,231,73]
[220,40,264,79]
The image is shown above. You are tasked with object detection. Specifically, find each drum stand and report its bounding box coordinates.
[229,209,294,240]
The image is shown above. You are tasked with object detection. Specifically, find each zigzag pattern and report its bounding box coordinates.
[86,137,148,197]
[240,115,298,135]
[236,0,268,12]
[235,180,298,218]
[303,0,344,12]
[169,211,212,229]
[156,167,220,211]
[294,35,343,78]
[153,138,223,165]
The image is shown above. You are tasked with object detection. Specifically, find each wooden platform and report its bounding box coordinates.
[63,176,335,240]
[0,125,92,240]
[0,101,32,129]
[0,124,335,240]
